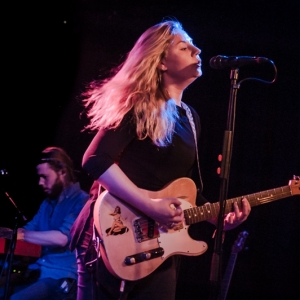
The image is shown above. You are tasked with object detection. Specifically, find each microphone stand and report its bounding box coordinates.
[209,68,240,300]
[1,189,27,300]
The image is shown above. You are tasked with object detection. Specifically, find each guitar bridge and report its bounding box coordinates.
[133,217,160,243]
[124,247,164,265]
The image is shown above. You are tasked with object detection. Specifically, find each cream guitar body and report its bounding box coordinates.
[94,176,300,281]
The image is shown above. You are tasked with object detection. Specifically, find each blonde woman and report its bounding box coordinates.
[71,19,250,300]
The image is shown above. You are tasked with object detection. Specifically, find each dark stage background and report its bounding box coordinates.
[1,1,299,299]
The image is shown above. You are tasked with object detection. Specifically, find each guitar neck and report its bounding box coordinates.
[184,184,293,225]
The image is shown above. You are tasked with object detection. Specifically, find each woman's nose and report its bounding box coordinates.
[193,45,201,56]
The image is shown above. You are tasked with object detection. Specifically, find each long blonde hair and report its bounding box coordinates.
[82,20,184,146]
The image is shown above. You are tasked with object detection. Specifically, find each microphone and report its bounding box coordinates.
[209,55,269,69]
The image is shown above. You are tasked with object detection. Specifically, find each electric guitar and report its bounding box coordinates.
[218,230,249,300]
[93,176,300,281]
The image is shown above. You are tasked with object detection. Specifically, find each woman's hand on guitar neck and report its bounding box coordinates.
[223,198,251,230]
[207,198,251,231]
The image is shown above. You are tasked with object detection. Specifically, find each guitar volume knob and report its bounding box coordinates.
[124,256,136,265]
[142,252,151,260]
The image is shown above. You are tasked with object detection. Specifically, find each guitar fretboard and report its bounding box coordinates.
[184,185,292,225]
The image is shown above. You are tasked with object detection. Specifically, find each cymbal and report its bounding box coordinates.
[0,227,13,239]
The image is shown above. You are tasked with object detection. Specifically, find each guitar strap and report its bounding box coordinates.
[92,218,101,258]
[87,185,102,266]
[181,102,203,193]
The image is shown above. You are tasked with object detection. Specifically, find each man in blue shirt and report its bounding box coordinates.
[9,147,89,300]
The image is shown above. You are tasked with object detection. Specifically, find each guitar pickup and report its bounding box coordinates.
[124,247,164,265]
[133,218,160,243]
